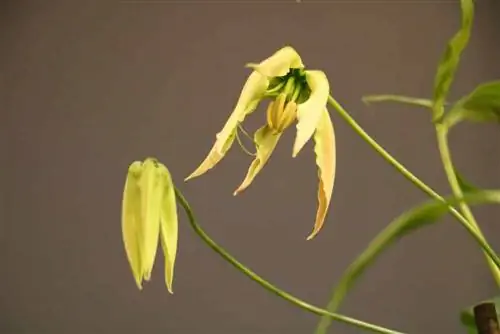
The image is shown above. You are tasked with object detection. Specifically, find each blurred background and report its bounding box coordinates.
[2,1,500,333]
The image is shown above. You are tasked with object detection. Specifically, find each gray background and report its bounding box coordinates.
[2,1,500,333]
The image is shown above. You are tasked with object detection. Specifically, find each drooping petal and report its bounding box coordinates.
[121,161,144,289]
[185,71,268,181]
[307,108,336,240]
[140,158,164,281]
[292,70,330,157]
[185,131,237,181]
[246,46,304,78]
[234,125,282,195]
[158,166,178,294]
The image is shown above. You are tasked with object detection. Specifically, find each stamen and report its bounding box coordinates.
[238,123,254,142]
[235,125,256,157]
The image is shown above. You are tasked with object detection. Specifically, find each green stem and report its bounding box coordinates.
[328,96,440,201]
[362,95,434,109]
[316,96,500,334]
[435,124,500,286]
[328,95,498,260]
[174,186,406,334]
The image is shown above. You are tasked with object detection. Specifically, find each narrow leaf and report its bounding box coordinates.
[362,95,434,109]
[444,81,500,128]
[316,190,500,334]
[432,0,474,116]
[455,168,478,193]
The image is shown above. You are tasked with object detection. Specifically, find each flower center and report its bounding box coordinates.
[264,70,309,134]
[266,93,297,134]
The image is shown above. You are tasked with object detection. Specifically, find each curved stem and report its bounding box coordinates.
[316,96,500,334]
[174,186,406,334]
[327,96,498,260]
[328,95,442,202]
[436,125,500,286]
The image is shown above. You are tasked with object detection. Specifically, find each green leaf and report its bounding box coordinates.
[444,81,500,128]
[460,296,500,334]
[315,190,500,334]
[362,94,434,109]
[432,0,474,119]
[455,168,478,193]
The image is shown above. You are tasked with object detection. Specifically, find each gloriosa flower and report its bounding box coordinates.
[185,46,336,240]
[121,158,178,293]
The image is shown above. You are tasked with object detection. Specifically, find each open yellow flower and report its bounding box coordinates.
[121,158,178,293]
[185,46,336,240]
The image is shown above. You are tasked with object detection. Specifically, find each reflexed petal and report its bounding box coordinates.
[307,109,336,240]
[140,158,164,280]
[292,70,330,157]
[185,131,237,181]
[246,46,304,78]
[121,161,144,289]
[234,125,282,195]
[185,71,268,181]
[159,166,178,294]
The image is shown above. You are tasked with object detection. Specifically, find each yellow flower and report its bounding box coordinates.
[185,46,336,240]
[121,158,178,293]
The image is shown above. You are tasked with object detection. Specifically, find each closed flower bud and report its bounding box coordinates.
[122,157,179,293]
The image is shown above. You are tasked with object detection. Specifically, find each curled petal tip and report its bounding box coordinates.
[233,187,244,196]
[306,231,318,241]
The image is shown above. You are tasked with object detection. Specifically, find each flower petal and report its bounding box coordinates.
[140,158,164,281]
[292,70,330,157]
[307,108,336,240]
[159,165,178,294]
[234,125,282,195]
[121,161,144,289]
[246,46,304,78]
[185,71,268,181]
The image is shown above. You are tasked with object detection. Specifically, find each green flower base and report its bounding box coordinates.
[460,296,500,333]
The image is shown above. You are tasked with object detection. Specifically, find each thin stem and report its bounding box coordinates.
[316,96,500,334]
[174,186,406,334]
[235,127,256,157]
[435,124,500,286]
[328,96,498,261]
[328,95,440,202]
[362,95,434,109]
[238,123,254,142]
